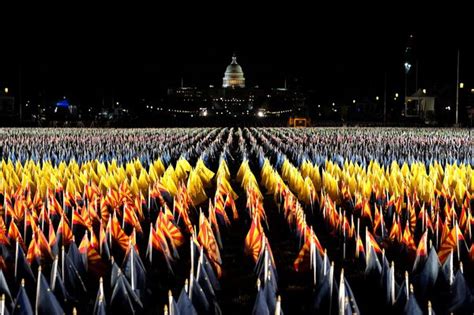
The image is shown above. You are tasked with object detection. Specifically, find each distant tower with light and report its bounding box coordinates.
[222,53,245,88]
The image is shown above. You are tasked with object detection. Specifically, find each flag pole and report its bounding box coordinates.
[0,294,5,315]
[35,266,42,315]
[264,242,269,285]
[342,211,346,261]
[275,296,281,315]
[184,278,189,294]
[449,249,454,286]
[338,269,345,315]
[309,233,314,271]
[148,223,153,264]
[14,238,19,280]
[390,261,395,305]
[455,221,460,262]
[404,271,409,299]
[168,290,174,315]
[323,249,328,276]
[328,262,334,315]
[61,246,65,286]
[189,237,194,299]
[51,256,58,291]
[99,276,104,299]
[41,205,45,231]
[196,246,203,282]
[130,240,135,291]
[23,211,27,244]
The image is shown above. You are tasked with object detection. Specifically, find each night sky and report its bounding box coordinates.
[0,5,471,107]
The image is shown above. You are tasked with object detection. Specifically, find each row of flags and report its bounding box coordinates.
[0,128,225,167]
[163,132,240,315]
[238,154,283,315]
[0,128,243,315]
[0,127,472,314]
[246,127,474,313]
[257,146,359,314]
[252,127,473,168]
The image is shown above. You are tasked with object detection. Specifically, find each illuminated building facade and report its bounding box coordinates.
[166,54,306,117]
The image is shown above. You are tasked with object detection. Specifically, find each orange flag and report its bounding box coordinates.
[108,213,129,252]
[244,214,264,263]
[57,215,73,246]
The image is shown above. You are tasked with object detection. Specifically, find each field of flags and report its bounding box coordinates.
[0,127,472,315]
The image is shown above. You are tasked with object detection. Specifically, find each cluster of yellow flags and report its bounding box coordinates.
[300,160,322,193]
[186,159,215,206]
[257,156,473,208]
[281,160,305,196]
[260,159,287,202]
[281,160,318,205]
[312,159,472,206]
[216,159,238,201]
[160,165,179,197]
[0,159,166,199]
[237,159,263,201]
[0,156,239,210]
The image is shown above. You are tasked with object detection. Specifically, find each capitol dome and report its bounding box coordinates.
[222,54,245,88]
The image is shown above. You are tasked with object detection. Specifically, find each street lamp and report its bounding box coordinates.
[4,87,8,94]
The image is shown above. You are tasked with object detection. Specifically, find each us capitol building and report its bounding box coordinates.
[166,54,306,117]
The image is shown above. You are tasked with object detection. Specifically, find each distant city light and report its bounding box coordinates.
[257,111,265,117]
[404,62,412,73]
[352,99,356,104]
[203,110,208,117]
[332,102,335,106]
[471,88,474,93]
[395,93,399,98]
[422,89,426,94]
[459,82,464,89]
[375,96,379,101]
[4,87,8,94]
[56,99,69,108]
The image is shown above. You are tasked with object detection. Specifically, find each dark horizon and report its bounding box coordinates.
[1,7,472,107]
